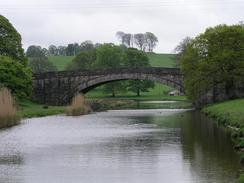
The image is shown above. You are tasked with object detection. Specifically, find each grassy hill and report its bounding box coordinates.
[48,56,74,71]
[48,53,178,71]
[147,53,177,68]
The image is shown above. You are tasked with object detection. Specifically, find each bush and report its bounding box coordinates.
[0,88,20,128]
[66,94,91,116]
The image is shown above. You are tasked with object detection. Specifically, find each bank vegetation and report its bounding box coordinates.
[0,88,20,128]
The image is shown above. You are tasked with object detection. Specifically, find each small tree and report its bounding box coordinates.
[145,32,158,52]
[26,45,46,57]
[66,49,96,70]
[133,33,146,51]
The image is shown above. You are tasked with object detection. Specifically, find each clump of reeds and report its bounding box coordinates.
[0,88,20,128]
[66,94,91,116]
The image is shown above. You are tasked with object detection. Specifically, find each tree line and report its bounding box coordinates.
[26,41,97,57]
[26,31,159,58]
[116,31,158,52]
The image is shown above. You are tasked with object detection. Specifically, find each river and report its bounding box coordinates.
[0,102,241,183]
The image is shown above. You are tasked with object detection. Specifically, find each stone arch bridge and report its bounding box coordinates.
[33,67,184,105]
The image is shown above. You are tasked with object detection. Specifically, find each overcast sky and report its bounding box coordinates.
[1,0,243,53]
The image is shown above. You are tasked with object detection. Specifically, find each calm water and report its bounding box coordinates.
[0,107,241,183]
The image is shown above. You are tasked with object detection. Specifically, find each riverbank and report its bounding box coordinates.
[202,98,244,182]
[19,97,192,118]
[19,100,66,118]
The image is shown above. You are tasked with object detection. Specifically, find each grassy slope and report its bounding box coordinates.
[48,56,74,71]
[202,99,244,127]
[48,53,177,71]
[147,53,177,68]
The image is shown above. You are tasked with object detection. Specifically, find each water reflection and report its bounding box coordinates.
[0,109,240,183]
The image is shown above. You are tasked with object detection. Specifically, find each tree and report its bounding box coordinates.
[57,46,66,56]
[0,56,32,98]
[66,44,75,56]
[174,37,192,67]
[48,45,58,56]
[66,49,96,70]
[116,31,126,45]
[42,48,49,56]
[125,48,155,96]
[133,33,146,51]
[145,32,158,52]
[0,15,26,64]
[26,45,45,57]
[95,43,127,69]
[95,44,127,97]
[181,24,244,101]
[28,56,57,73]
[80,40,94,51]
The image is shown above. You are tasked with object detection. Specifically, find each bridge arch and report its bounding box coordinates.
[77,73,184,94]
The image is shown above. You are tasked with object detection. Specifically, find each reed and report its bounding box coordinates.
[66,94,91,116]
[0,88,20,128]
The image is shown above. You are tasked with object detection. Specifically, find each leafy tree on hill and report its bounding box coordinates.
[48,45,58,56]
[95,44,127,97]
[26,45,46,57]
[28,57,57,73]
[125,48,155,96]
[174,36,192,67]
[0,15,26,64]
[145,32,158,52]
[180,24,244,101]
[0,56,32,98]
[66,49,96,70]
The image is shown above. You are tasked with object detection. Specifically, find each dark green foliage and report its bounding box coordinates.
[95,43,127,68]
[28,57,58,73]
[126,48,155,96]
[0,56,32,98]
[180,24,244,100]
[95,44,127,97]
[26,45,45,57]
[0,15,26,64]
[66,49,96,70]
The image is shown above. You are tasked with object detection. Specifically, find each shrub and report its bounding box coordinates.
[0,88,20,128]
[66,94,91,116]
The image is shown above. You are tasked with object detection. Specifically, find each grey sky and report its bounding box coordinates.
[1,0,243,53]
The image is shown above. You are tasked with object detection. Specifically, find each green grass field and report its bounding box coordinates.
[19,100,66,118]
[147,53,177,68]
[48,53,177,71]
[48,56,74,71]
[202,99,244,127]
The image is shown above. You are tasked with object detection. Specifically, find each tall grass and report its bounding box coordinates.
[66,94,91,116]
[0,88,20,128]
